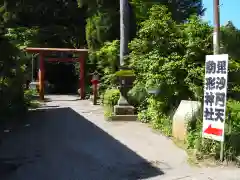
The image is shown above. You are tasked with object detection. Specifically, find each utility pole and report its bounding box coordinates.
[120,0,129,66]
[117,0,130,106]
[214,0,224,162]
[213,0,220,55]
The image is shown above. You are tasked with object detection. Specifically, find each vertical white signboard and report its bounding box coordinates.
[202,54,228,142]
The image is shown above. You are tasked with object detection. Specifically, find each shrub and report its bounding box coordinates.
[88,40,120,94]
[102,88,120,119]
[138,96,172,136]
[0,14,34,124]
[24,89,40,108]
[0,34,28,120]
[103,88,120,107]
[128,5,210,136]
[129,6,213,114]
[186,100,240,161]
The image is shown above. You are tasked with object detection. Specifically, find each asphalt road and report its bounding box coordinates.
[0,105,163,180]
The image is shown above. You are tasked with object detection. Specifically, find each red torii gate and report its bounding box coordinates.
[25,47,88,100]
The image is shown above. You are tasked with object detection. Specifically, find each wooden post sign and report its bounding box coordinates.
[202,54,228,142]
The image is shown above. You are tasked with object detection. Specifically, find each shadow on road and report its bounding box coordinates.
[0,107,163,180]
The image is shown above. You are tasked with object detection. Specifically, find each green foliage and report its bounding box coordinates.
[130,5,204,115]
[158,0,204,22]
[130,0,204,26]
[103,88,120,118]
[138,96,172,136]
[86,12,110,50]
[24,88,37,101]
[103,88,120,107]
[96,40,120,74]
[0,35,28,120]
[128,81,148,108]
[4,0,86,48]
[227,100,240,134]
[5,27,39,49]
[86,11,119,50]
[0,1,38,123]
[129,5,239,115]
[88,40,120,92]
[187,100,240,161]
[221,21,240,60]
[128,4,240,162]
[115,69,135,77]
[182,15,213,100]
[82,0,204,30]
[83,0,206,105]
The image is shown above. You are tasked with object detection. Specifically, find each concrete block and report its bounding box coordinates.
[114,105,135,115]
[111,115,138,121]
[172,100,201,141]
